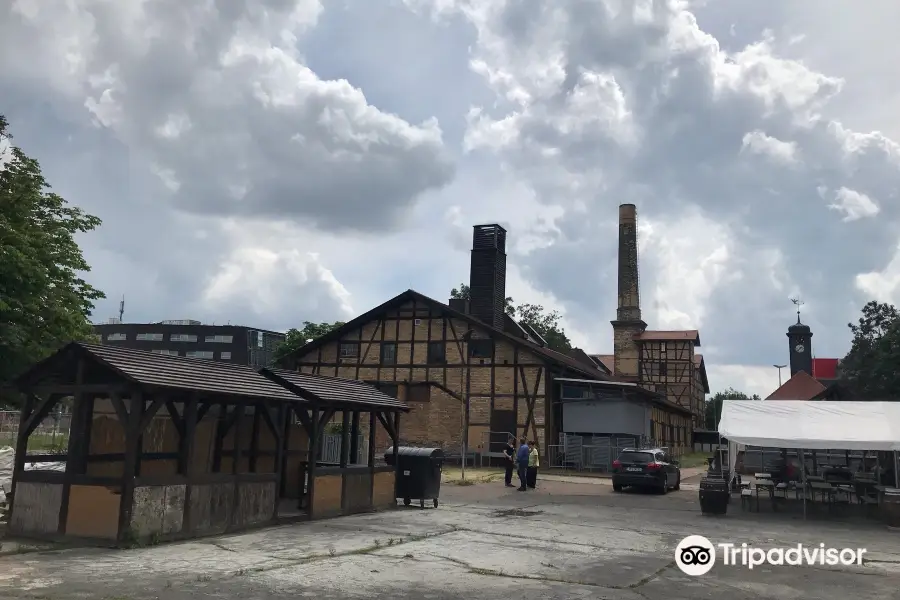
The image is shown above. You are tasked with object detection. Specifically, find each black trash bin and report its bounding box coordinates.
[384,447,444,508]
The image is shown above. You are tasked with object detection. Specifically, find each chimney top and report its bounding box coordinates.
[619,204,637,224]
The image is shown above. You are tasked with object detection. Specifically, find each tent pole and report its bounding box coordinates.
[894,451,899,488]
[801,448,806,521]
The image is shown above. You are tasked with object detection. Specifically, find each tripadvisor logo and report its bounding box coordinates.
[675,535,867,575]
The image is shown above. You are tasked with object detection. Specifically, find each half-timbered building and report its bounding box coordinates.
[282,224,693,460]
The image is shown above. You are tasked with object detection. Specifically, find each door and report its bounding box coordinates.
[489,409,517,454]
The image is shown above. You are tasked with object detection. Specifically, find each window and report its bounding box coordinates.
[151,349,179,356]
[205,335,234,343]
[339,342,359,358]
[658,361,668,377]
[468,339,493,358]
[561,384,591,400]
[380,342,397,365]
[407,384,431,402]
[220,352,232,360]
[427,341,446,364]
[136,333,164,341]
[106,333,127,341]
[170,333,198,342]
[186,350,214,359]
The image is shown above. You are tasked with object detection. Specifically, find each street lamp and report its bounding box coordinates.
[773,364,787,388]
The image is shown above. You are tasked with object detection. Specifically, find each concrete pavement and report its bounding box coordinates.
[1,478,898,599]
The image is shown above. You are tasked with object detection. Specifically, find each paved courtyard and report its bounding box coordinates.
[2,478,900,599]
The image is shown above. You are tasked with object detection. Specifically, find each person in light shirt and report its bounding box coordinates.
[527,440,540,489]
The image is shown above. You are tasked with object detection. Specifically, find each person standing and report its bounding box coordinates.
[515,437,530,491]
[502,438,516,487]
[527,440,540,489]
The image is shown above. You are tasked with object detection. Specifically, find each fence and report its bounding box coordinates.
[318,432,367,465]
[0,410,71,453]
[546,434,675,473]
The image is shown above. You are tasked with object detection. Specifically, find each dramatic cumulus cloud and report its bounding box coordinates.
[405,0,900,395]
[4,0,900,398]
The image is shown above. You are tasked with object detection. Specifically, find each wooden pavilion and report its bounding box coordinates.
[6,342,406,543]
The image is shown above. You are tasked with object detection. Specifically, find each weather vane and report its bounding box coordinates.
[790,297,804,323]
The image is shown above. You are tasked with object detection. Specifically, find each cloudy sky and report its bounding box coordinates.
[3,0,899,399]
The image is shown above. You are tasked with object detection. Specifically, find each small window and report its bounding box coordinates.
[136,333,164,341]
[380,342,397,365]
[186,350,214,359]
[407,385,431,402]
[427,341,446,364]
[658,362,667,376]
[205,335,234,343]
[220,351,232,360]
[468,339,493,358]
[150,349,179,356]
[106,333,127,341]
[170,333,198,342]
[339,342,359,358]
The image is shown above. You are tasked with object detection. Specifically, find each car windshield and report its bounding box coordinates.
[619,451,653,464]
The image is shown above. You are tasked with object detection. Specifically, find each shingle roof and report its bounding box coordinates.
[261,368,408,411]
[635,330,701,345]
[74,342,301,401]
[765,370,826,401]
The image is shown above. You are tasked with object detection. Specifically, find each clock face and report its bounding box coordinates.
[795,344,805,353]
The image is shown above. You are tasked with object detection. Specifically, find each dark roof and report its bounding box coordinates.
[281,289,613,380]
[261,368,408,411]
[765,370,826,401]
[635,330,701,346]
[693,354,710,393]
[19,342,300,401]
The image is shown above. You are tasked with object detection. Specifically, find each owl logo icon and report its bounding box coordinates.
[675,535,716,575]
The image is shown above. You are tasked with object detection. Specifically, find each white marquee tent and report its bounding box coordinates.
[718,400,900,451]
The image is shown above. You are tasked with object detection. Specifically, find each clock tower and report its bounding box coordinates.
[787,316,813,377]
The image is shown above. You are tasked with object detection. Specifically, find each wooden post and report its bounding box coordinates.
[117,392,144,543]
[232,403,246,475]
[212,402,227,473]
[393,412,400,466]
[307,407,320,519]
[8,394,35,524]
[367,411,377,506]
[339,410,351,468]
[59,363,90,534]
[182,396,198,533]
[249,404,261,473]
[272,403,287,518]
[349,411,360,465]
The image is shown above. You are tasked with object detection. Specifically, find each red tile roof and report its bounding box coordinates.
[765,371,826,401]
[589,354,615,374]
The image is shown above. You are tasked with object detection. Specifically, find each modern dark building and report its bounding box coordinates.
[92,319,286,367]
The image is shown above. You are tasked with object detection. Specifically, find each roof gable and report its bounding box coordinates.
[281,289,611,380]
[636,330,701,346]
[765,370,827,401]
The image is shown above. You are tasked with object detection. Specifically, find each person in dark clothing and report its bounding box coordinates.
[503,440,516,487]
[515,437,530,491]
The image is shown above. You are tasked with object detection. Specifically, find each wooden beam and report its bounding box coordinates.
[8,395,35,522]
[117,391,144,543]
[28,384,132,395]
[165,401,185,438]
[181,396,198,532]
[212,402,227,473]
[367,411,377,507]
[349,411,360,465]
[272,403,287,519]
[232,403,246,475]
[375,411,397,443]
[249,404,261,473]
[307,407,321,520]
[23,394,61,439]
[339,410,351,468]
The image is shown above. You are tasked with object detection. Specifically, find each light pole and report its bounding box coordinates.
[773,364,787,388]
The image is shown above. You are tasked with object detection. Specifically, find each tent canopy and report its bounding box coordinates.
[718,400,900,451]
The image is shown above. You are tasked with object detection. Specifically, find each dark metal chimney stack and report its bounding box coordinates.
[469,224,507,330]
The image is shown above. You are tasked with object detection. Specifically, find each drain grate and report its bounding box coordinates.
[493,508,543,518]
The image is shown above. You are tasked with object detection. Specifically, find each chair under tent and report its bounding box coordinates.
[718,400,900,519]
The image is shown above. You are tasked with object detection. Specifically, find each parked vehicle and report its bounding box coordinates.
[611,448,681,494]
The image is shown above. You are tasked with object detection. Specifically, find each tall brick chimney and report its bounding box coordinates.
[610,204,646,378]
[469,224,507,330]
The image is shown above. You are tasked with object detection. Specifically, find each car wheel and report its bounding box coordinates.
[673,473,681,491]
[659,474,668,494]
[612,483,623,492]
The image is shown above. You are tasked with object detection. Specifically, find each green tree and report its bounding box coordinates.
[274,320,346,362]
[840,301,900,399]
[705,388,760,430]
[0,115,105,400]
[448,284,571,352]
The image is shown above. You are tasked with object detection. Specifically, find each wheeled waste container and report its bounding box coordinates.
[699,475,729,515]
[384,447,444,508]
